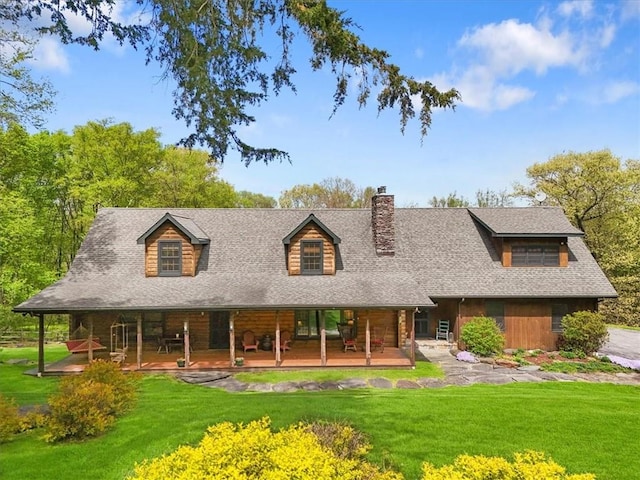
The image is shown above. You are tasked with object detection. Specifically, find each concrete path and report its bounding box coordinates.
[176,344,640,393]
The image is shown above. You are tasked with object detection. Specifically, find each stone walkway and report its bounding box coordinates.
[176,346,640,393]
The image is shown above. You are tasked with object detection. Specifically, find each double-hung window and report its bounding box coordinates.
[301,240,323,275]
[158,240,182,276]
[512,245,559,266]
[486,301,505,332]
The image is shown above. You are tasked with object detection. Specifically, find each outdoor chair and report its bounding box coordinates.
[435,320,450,341]
[338,325,357,352]
[156,336,170,354]
[273,330,292,352]
[371,327,387,352]
[242,330,259,353]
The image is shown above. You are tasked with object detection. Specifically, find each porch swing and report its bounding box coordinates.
[64,323,107,354]
[109,322,129,364]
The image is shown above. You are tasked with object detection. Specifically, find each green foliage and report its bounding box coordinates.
[44,379,117,442]
[128,417,402,480]
[559,311,609,355]
[0,393,21,443]
[305,420,370,460]
[541,361,631,374]
[421,450,595,480]
[460,316,505,357]
[279,177,375,208]
[44,360,140,442]
[13,1,459,164]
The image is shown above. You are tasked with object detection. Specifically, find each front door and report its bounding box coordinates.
[209,311,230,349]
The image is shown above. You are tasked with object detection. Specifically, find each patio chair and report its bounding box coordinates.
[156,336,170,354]
[242,330,259,353]
[338,325,357,353]
[435,320,450,341]
[273,330,292,352]
[371,327,387,352]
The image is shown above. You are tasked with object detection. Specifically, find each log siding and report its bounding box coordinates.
[144,223,200,277]
[288,224,336,275]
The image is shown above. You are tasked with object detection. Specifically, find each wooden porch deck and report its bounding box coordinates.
[40,339,413,374]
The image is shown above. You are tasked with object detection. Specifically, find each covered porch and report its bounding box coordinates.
[35,339,413,374]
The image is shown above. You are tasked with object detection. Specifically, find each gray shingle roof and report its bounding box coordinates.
[14,207,617,313]
[468,207,584,237]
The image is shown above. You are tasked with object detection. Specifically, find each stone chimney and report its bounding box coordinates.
[371,186,395,256]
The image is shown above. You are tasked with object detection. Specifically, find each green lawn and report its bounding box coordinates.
[1,346,638,480]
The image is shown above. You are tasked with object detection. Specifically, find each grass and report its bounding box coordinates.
[0,345,69,405]
[235,359,443,384]
[1,346,639,480]
[541,360,632,374]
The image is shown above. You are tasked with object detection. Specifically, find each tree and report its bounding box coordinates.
[235,191,277,208]
[0,26,56,128]
[428,192,469,208]
[145,147,238,208]
[10,0,460,164]
[475,188,513,207]
[278,177,374,208]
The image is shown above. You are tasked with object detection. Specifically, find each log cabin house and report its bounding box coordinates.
[15,188,617,374]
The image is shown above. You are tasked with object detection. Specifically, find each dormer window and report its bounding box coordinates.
[158,241,182,276]
[512,245,559,266]
[301,240,323,275]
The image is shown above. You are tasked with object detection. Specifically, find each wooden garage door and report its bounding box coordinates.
[505,303,555,350]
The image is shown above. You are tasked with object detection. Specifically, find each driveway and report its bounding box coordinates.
[598,327,640,360]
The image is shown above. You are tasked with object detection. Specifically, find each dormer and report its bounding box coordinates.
[283,214,341,275]
[468,207,584,268]
[137,213,209,277]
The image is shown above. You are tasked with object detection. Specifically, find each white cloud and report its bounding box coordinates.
[621,0,640,21]
[28,37,70,73]
[414,47,424,59]
[602,80,640,103]
[458,19,583,76]
[598,23,616,48]
[557,0,594,19]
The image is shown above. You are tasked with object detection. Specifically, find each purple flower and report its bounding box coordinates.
[608,355,640,371]
[456,351,478,363]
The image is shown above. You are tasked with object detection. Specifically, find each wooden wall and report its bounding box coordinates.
[144,223,201,277]
[458,298,598,351]
[287,224,336,275]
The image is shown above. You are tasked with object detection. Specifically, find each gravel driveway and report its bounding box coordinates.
[598,327,640,360]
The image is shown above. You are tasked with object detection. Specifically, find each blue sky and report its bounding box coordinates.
[26,0,640,206]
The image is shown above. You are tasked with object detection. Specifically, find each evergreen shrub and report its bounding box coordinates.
[460,316,505,356]
[558,311,609,355]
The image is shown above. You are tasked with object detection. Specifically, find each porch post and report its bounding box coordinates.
[320,310,326,366]
[37,313,45,376]
[183,319,190,367]
[275,311,281,367]
[229,314,236,368]
[87,316,94,362]
[410,309,416,366]
[365,316,371,366]
[136,315,142,369]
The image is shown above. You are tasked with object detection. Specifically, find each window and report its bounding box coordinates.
[486,301,505,332]
[295,310,347,339]
[158,241,182,276]
[512,245,559,266]
[552,304,568,332]
[301,240,323,274]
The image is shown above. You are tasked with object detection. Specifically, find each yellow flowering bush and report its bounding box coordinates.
[0,394,21,443]
[421,450,596,480]
[128,417,402,480]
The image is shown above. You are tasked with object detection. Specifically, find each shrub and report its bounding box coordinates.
[44,379,117,442]
[128,417,403,480]
[421,450,596,480]
[559,311,609,355]
[305,419,370,460]
[460,316,505,357]
[44,360,140,442]
[0,394,21,443]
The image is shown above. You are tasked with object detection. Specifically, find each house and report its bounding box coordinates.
[15,188,617,374]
